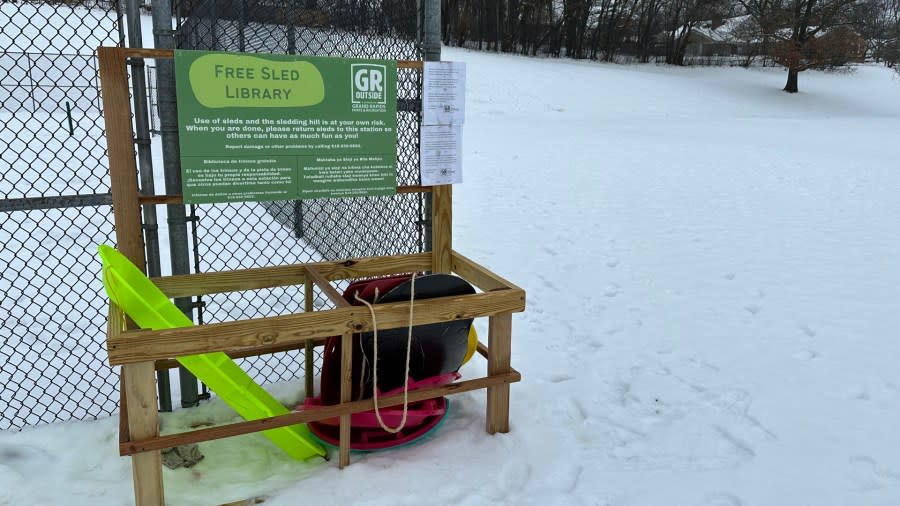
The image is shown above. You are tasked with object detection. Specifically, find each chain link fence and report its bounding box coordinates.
[1,0,427,431]
[170,0,426,385]
[0,0,124,431]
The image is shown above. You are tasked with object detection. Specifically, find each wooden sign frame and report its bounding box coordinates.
[98,46,524,506]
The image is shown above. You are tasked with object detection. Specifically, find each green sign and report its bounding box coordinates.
[174,50,398,203]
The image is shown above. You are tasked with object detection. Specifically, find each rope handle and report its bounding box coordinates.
[353,273,416,434]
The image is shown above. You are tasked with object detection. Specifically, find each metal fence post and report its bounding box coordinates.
[152,0,200,408]
[238,0,247,52]
[422,0,440,254]
[125,0,171,412]
[287,0,297,54]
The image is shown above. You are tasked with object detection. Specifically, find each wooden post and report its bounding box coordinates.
[123,362,164,505]
[97,46,145,268]
[431,185,452,273]
[101,47,160,503]
[339,331,353,468]
[486,313,512,434]
[304,279,314,398]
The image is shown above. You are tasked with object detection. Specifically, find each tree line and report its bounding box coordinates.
[440,0,900,91]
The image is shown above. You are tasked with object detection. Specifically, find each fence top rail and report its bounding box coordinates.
[137,184,433,206]
[118,47,425,69]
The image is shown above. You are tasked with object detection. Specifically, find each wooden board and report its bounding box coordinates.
[98,46,144,269]
[120,370,520,456]
[153,338,328,371]
[451,250,523,292]
[486,313,513,434]
[431,185,453,273]
[123,361,164,505]
[108,288,525,365]
[305,265,352,308]
[151,253,433,298]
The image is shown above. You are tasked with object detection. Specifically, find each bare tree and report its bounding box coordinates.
[563,0,594,57]
[740,0,859,92]
[634,0,665,61]
[853,0,900,64]
[662,0,732,65]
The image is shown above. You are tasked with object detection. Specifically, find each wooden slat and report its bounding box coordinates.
[305,266,351,308]
[476,340,489,359]
[137,194,182,205]
[339,332,352,468]
[123,362,164,505]
[153,338,327,371]
[120,371,521,456]
[396,59,424,69]
[108,302,126,336]
[123,47,174,58]
[396,185,432,194]
[108,289,526,365]
[486,313,513,434]
[451,250,523,292]
[151,253,432,298]
[109,304,131,445]
[98,46,144,269]
[431,185,453,273]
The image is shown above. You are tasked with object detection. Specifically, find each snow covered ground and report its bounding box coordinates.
[3,44,900,505]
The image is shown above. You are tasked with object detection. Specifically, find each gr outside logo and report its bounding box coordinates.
[351,63,387,106]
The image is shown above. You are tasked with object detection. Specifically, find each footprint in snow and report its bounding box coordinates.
[537,274,559,292]
[498,461,532,495]
[722,273,736,280]
[743,304,761,316]
[603,284,620,297]
[586,304,606,316]
[604,322,625,335]
[849,456,900,490]
[548,373,575,384]
[605,257,620,268]
[793,349,819,361]
[798,324,816,337]
[629,307,643,327]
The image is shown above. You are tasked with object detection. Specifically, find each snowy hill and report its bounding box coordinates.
[3,47,900,506]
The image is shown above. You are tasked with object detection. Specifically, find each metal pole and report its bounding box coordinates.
[125,0,170,412]
[114,0,127,47]
[422,0,440,253]
[238,0,246,52]
[423,0,441,61]
[287,0,297,55]
[152,0,200,408]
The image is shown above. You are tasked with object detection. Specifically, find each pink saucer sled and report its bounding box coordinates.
[305,273,475,451]
[304,372,459,451]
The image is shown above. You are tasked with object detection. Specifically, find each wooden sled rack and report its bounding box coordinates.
[98,47,525,505]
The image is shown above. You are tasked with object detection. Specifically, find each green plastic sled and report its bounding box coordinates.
[98,244,325,460]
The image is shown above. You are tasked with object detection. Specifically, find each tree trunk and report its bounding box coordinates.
[784,67,799,93]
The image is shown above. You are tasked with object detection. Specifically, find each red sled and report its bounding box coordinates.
[305,274,475,450]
